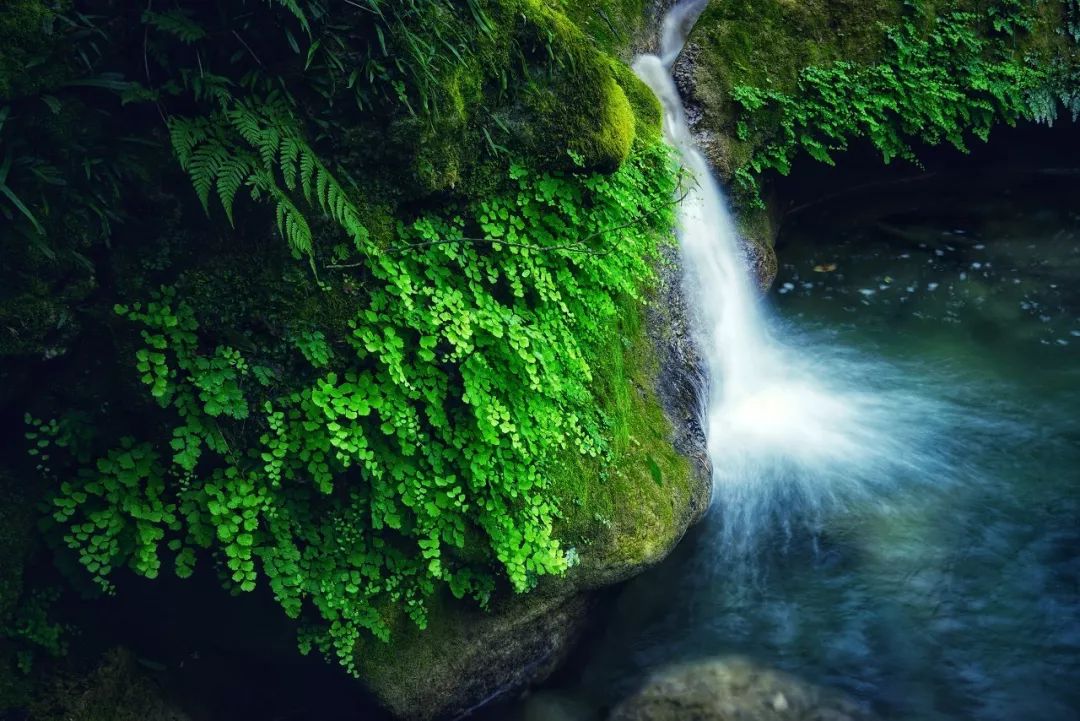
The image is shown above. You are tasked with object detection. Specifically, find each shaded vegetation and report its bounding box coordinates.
[686,0,1078,210]
[0,0,681,688]
[2,0,1075,713]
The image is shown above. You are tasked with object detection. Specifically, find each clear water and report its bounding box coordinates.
[494,170,1080,721]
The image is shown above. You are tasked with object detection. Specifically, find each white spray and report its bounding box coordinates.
[634,1,956,562]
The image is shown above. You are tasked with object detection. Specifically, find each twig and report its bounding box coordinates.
[324,187,692,270]
[342,0,377,12]
[232,30,264,67]
[143,0,170,126]
[782,172,937,219]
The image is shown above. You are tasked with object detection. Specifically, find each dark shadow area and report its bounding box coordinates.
[770,119,1080,243]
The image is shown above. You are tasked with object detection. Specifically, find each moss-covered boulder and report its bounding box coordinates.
[357,257,711,720]
[28,648,189,721]
[669,0,1077,288]
[609,656,879,721]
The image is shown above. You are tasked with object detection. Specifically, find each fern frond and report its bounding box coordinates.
[280,136,302,191]
[315,166,330,212]
[298,150,317,203]
[187,141,232,212]
[253,170,313,256]
[216,153,256,226]
[168,117,210,170]
[142,9,207,44]
[228,105,266,147]
[174,98,372,262]
[264,0,311,35]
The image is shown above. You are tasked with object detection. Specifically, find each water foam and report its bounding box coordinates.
[634,1,961,565]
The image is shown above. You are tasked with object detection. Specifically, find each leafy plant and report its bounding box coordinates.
[4,588,67,673]
[36,142,678,675]
[728,2,1072,204]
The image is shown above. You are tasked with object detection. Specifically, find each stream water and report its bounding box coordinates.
[490,2,1080,719]
[500,164,1080,721]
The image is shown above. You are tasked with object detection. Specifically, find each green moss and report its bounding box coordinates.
[0,0,66,100]
[579,76,636,170]
[361,0,655,197]
[561,0,651,57]
[613,61,664,144]
[514,1,642,170]
[27,648,182,721]
[548,293,694,583]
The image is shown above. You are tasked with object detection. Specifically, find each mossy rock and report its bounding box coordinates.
[359,591,594,721]
[610,656,880,721]
[0,0,69,100]
[27,648,189,721]
[684,0,901,135]
[356,279,711,721]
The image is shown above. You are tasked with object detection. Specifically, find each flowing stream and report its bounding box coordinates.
[488,2,1080,719]
[634,0,958,571]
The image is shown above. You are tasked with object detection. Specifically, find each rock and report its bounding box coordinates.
[356,10,718,720]
[648,245,710,490]
[26,647,191,721]
[669,36,779,293]
[609,657,879,721]
[360,593,595,721]
[357,247,713,721]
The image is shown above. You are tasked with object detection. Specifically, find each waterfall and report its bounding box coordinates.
[634,2,957,563]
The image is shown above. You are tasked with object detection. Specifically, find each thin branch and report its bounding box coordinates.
[324,188,692,270]
[232,30,264,67]
[342,0,378,12]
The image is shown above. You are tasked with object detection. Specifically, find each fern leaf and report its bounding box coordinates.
[299,150,317,203]
[168,117,209,170]
[142,9,207,44]
[315,167,330,212]
[228,105,265,147]
[265,0,311,35]
[216,154,255,226]
[280,136,302,191]
[187,142,231,213]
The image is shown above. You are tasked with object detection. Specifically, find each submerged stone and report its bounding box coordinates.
[609,656,878,721]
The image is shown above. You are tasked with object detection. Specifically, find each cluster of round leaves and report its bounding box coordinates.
[728,2,1069,205]
[3,587,67,674]
[34,143,677,675]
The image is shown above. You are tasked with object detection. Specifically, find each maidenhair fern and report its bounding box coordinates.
[38,144,679,675]
[729,2,1072,204]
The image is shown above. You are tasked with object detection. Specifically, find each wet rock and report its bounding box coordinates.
[648,244,710,488]
[609,657,879,721]
[668,35,779,292]
[744,236,779,291]
[27,648,191,721]
[360,593,594,721]
[358,244,713,721]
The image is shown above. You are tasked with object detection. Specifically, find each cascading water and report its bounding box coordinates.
[634,1,957,564]
[483,7,1079,719]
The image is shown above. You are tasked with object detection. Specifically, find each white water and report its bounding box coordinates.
[633,1,960,563]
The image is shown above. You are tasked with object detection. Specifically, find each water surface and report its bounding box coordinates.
[494,169,1080,721]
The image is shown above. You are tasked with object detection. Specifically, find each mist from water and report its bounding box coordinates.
[633,1,963,566]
